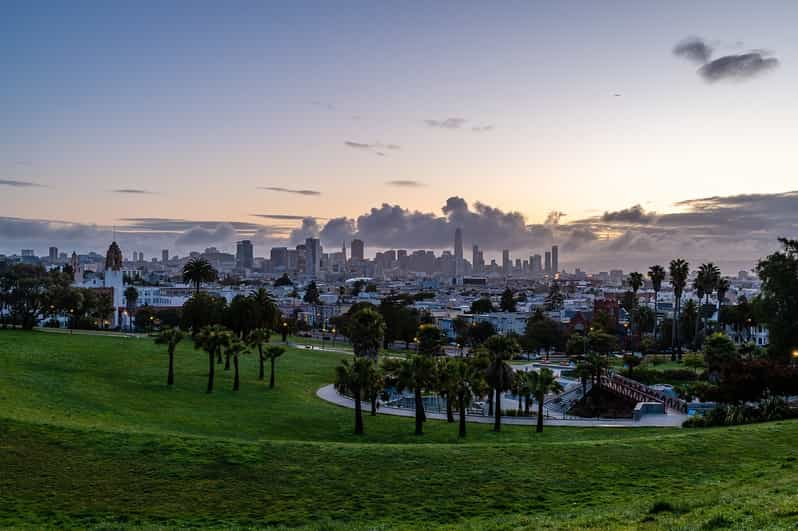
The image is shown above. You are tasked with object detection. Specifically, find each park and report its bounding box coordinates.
[2,329,797,529]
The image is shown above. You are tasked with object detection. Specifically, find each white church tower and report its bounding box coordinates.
[104,241,125,328]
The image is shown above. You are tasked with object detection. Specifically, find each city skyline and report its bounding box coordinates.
[3,1,798,271]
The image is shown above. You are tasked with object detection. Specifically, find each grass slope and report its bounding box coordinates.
[1,330,797,529]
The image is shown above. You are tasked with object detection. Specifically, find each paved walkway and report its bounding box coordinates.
[316,385,687,428]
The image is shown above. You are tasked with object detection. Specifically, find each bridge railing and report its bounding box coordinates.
[600,373,688,414]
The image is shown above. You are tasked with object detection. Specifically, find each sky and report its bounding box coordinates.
[2,1,797,271]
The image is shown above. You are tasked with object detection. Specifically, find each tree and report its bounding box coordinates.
[335,357,376,435]
[622,354,641,378]
[583,351,608,385]
[626,272,644,349]
[154,326,185,385]
[246,328,271,380]
[529,368,563,433]
[194,325,231,393]
[470,297,495,314]
[574,362,592,399]
[263,345,286,389]
[124,286,138,327]
[500,287,516,312]
[274,273,293,287]
[648,264,666,341]
[512,370,534,415]
[250,287,280,330]
[523,310,563,359]
[226,338,249,391]
[226,294,258,338]
[4,264,50,330]
[703,333,738,377]
[417,324,444,357]
[544,282,564,311]
[93,292,115,328]
[348,306,386,360]
[384,354,434,435]
[433,357,457,422]
[181,292,227,334]
[470,320,496,346]
[182,257,217,294]
[303,281,320,305]
[450,357,484,437]
[756,238,798,363]
[483,335,519,432]
[669,258,690,360]
[715,277,730,326]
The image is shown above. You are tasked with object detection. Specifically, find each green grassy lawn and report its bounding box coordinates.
[1,330,797,529]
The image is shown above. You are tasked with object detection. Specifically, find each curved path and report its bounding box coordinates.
[316,385,688,428]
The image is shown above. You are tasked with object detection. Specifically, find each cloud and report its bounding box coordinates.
[699,52,779,82]
[673,36,780,83]
[112,188,155,194]
[425,118,467,129]
[175,223,236,247]
[0,179,45,188]
[344,141,372,149]
[673,37,713,63]
[251,214,316,221]
[344,141,401,155]
[386,180,425,188]
[601,205,656,224]
[258,186,321,196]
[289,218,321,244]
[472,125,494,132]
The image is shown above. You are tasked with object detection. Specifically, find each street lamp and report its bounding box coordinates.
[69,309,74,335]
[331,327,336,346]
[282,321,288,343]
[791,349,798,366]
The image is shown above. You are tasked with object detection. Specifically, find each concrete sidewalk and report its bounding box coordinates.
[316,384,687,428]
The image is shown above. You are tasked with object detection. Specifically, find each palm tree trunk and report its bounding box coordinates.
[207,351,215,393]
[536,392,544,433]
[354,393,364,435]
[167,349,175,386]
[224,351,230,370]
[446,396,454,423]
[493,387,501,432]
[258,346,265,380]
[487,394,493,416]
[414,387,424,435]
[233,355,240,391]
[269,358,275,388]
[524,396,530,415]
[458,393,467,437]
[371,395,377,416]
[672,296,680,361]
[653,291,659,343]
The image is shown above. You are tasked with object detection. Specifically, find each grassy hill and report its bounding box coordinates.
[1,330,797,529]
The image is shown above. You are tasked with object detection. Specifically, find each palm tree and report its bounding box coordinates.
[692,271,707,348]
[263,345,286,388]
[450,357,484,437]
[182,257,217,294]
[529,367,563,433]
[433,357,456,422]
[246,328,271,380]
[250,287,279,330]
[348,306,386,360]
[484,335,520,432]
[194,324,230,393]
[335,357,376,435]
[513,370,534,415]
[154,326,185,385]
[716,277,730,326]
[626,272,644,350]
[123,286,138,330]
[385,355,434,435]
[366,366,384,416]
[695,263,720,348]
[574,362,592,400]
[669,258,690,360]
[584,351,608,386]
[227,338,249,391]
[648,265,666,342]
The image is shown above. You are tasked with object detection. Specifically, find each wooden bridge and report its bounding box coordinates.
[600,373,688,414]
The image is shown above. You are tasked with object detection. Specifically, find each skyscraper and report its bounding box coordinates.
[305,238,322,277]
[531,254,542,274]
[350,239,364,262]
[454,227,463,275]
[544,251,552,275]
[472,244,480,273]
[236,240,254,269]
[502,249,510,274]
[270,247,289,271]
[48,246,58,261]
[551,245,559,275]
[162,249,169,263]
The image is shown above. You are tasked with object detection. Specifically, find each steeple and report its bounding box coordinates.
[105,241,123,272]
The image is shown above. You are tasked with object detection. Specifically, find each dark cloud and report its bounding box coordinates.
[175,224,236,247]
[119,218,264,233]
[0,179,45,188]
[386,180,425,187]
[344,141,401,154]
[425,118,467,129]
[698,52,779,82]
[289,218,320,244]
[251,214,315,221]
[258,186,321,196]
[472,125,494,132]
[673,37,713,63]
[344,141,372,149]
[112,188,155,194]
[601,204,656,224]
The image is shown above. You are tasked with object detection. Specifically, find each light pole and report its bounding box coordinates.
[331,327,336,347]
[69,309,74,335]
[282,321,288,342]
[791,349,798,367]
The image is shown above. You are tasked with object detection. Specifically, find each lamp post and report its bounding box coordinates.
[331,327,336,347]
[791,349,798,367]
[69,309,74,335]
[282,321,288,343]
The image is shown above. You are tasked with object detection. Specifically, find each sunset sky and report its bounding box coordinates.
[2,1,797,270]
